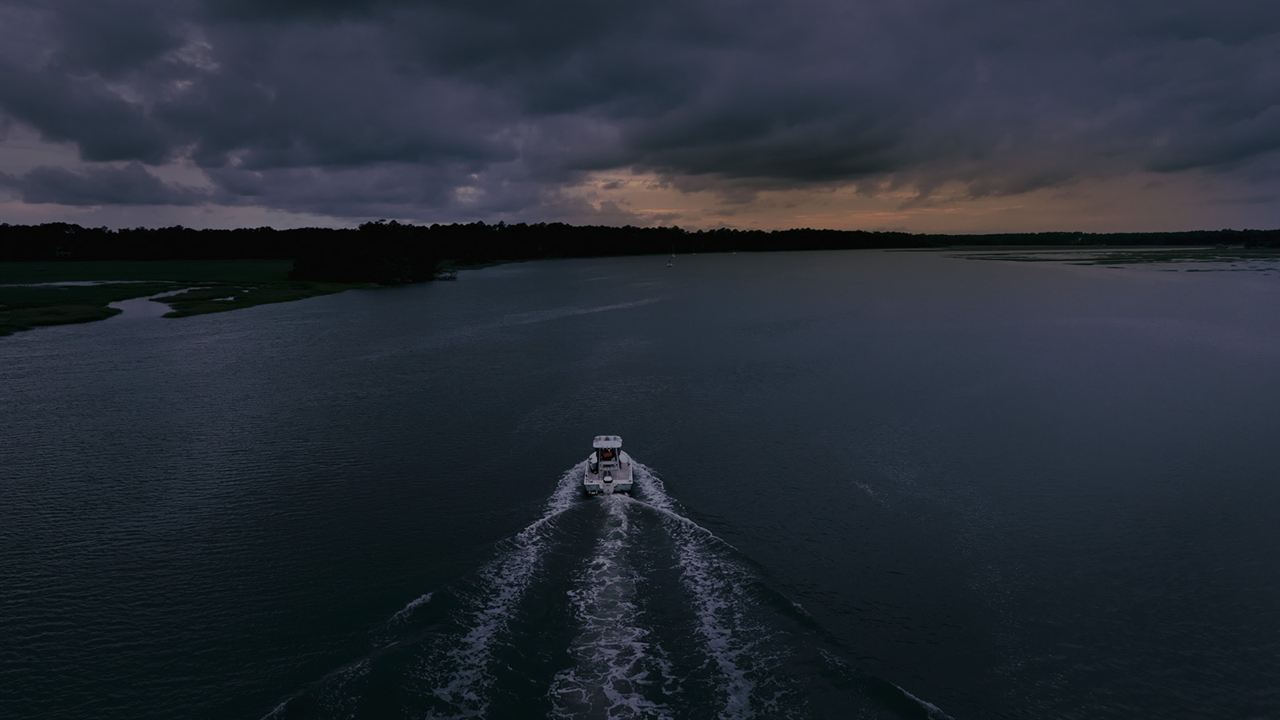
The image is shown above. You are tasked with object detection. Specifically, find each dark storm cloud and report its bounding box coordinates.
[1,0,1279,219]
[46,0,185,77]
[0,60,174,164]
[3,162,208,205]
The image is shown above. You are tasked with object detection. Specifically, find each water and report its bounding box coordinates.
[2,250,1279,719]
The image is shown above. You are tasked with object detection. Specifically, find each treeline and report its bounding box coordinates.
[2,221,1278,283]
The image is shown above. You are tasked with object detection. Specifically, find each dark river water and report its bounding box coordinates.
[3,250,1279,719]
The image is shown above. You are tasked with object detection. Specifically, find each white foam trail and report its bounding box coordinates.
[313,658,371,718]
[258,700,288,720]
[258,587,437,716]
[503,297,663,327]
[389,591,434,624]
[632,464,760,720]
[551,495,674,719]
[892,684,955,720]
[622,495,742,554]
[256,658,371,720]
[423,464,583,718]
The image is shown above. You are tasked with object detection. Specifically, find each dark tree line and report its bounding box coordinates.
[2,221,1278,283]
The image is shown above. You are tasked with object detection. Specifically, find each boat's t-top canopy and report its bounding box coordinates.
[593,435,623,449]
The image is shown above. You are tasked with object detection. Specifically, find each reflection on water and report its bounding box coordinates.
[107,292,178,319]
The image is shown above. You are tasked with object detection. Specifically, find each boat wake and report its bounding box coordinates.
[629,463,954,720]
[550,494,677,719]
[503,297,663,327]
[414,464,584,718]
[630,464,781,719]
[258,461,953,720]
[388,592,433,625]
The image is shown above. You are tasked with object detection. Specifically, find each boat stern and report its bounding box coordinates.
[582,443,633,496]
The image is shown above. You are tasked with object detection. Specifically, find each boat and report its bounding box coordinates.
[583,435,634,495]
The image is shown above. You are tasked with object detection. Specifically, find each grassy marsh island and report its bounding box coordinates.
[0,260,361,336]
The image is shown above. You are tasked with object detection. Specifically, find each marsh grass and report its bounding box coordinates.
[955,246,1280,267]
[155,282,358,317]
[0,260,360,336]
[0,282,177,336]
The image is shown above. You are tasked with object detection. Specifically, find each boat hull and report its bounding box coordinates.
[583,451,634,495]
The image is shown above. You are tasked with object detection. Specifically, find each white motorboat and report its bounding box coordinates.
[583,435,633,495]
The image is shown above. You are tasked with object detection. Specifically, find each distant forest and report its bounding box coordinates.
[3,221,1279,283]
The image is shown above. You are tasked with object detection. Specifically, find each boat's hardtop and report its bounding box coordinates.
[593,435,623,449]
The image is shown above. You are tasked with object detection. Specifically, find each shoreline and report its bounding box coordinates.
[4,245,1278,337]
[0,260,368,337]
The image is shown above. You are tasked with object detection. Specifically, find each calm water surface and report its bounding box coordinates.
[2,250,1278,719]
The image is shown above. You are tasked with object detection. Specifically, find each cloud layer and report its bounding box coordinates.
[1,0,1278,229]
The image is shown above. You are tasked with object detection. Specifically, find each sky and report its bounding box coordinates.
[0,0,1278,232]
